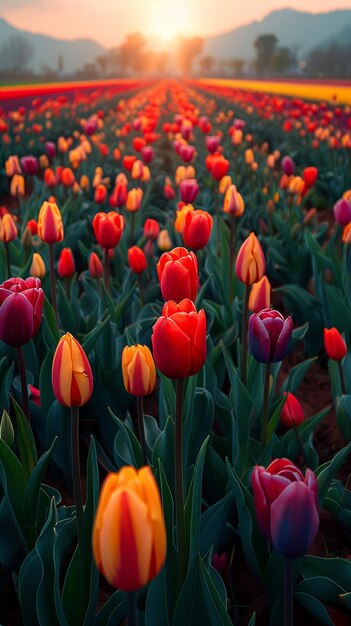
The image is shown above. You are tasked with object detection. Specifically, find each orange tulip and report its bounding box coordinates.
[30,252,46,278]
[0,213,17,243]
[249,276,271,313]
[126,188,143,212]
[51,333,93,407]
[10,174,25,197]
[37,200,64,244]
[236,233,266,285]
[223,185,245,216]
[92,466,166,591]
[122,344,156,396]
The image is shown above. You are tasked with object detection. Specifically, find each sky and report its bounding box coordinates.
[1,0,351,48]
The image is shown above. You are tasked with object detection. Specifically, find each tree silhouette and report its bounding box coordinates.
[254,34,278,75]
[176,36,203,76]
[0,36,34,75]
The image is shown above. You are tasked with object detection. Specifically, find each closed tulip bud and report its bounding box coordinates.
[141,145,153,163]
[109,182,128,208]
[37,200,64,244]
[10,174,25,197]
[152,299,206,379]
[89,252,103,278]
[52,332,93,407]
[60,167,75,187]
[249,276,271,313]
[0,409,15,447]
[58,247,75,279]
[157,229,172,251]
[282,155,295,176]
[5,155,21,176]
[44,168,57,188]
[210,155,230,181]
[175,203,194,234]
[122,345,156,396]
[249,308,293,363]
[92,466,166,591]
[303,166,318,189]
[21,226,33,250]
[206,135,220,154]
[281,392,305,428]
[183,209,213,250]
[80,175,90,191]
[45,141,56,158]
[20,155,38,176]
[157,247,198,302]
[252,459,319,558]
[126,188,143,212]
[131,159,144,180]
[0,277,44,346]
[128,246,147,274]
[164,182,176,200]
[0,213,17,242]
[235,233,266,285]
[143,218,160,241]
[94,184,107,204]
[179,178,199,204]
[123,155,136,171]
[30,252,46,278]
[219,175,232,194]
[26,219,38,235]
[245,149,254,165]
[324,327,347,361]
[342,223,351,244]
[223,185,245,216]
[334,198,351,226]
[92,211,124,249]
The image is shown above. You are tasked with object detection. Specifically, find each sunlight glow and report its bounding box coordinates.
[147,2,193,40]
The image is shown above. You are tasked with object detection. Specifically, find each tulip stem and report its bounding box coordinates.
[103,247,111,294]
[16,346,29,421]
[215,183,220,256]
[240,284,251,386]
[338,361,347,395]
[137,396,148,466]
[138,276,144,308]
[130,212,135,246]
[229,215,236,303]
[294,428,309,467]
[71,405,85,606]
[49,243,58,323]
[4,242,11,278]
[261,361,271,452]
[175,378,187,589]
[126,591,138,626]
[284,558,294,626]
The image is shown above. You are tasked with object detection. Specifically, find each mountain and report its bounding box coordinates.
[0,17,107,74]
[203,8,351,61]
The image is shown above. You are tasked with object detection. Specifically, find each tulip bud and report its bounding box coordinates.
[89,252,103,278]
[248,308,293,363]
[0,277,44,346]
[30,252,46,278]
[94,184,107,204]
[20,155,38,176]
[248,276,271,313]
[235,233,266,285]
[0,213,17,243]
[179,179,199,204]
[122,345,156,396]
[37,200,64,244]
[182,209,213,250]
[157,247,198,303]
[280,392,305,428]
[324,327,347,361]
[334,198,351,226]
[281,156,295,176]
[252,459,319,558]
[58,247,75,279]
[151,299,206,379]
[52,332,93,407]
[128,246,147,274]
[303,166,318,189]
[143,219,160,241]
[92,212,124,249]
[223,185,244,216]
[10,174,25,197]
[92,466,166,591]
[175,204,194,234]
[126,188,143,212]
[157,229,172,251]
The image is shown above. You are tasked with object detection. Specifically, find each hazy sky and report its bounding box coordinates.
[1,1,351,47]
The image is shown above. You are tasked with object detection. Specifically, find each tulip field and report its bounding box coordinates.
[1,77,351,626]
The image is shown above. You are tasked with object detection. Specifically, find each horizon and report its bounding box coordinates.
[0,1,351,48]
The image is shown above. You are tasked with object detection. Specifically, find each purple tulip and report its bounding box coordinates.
[334,198,351,226]
[252,459,319,558]
[180,178,199,204]
[248,308,293,363]
[282,155,295,176]
[20,155,38,176]
[205,135,220,154]
[0,277,44,346]
[45,141,56,159]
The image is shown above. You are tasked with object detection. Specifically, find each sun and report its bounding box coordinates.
[147,1,193,40]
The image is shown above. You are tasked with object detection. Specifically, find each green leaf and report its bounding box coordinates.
[110,408,143,469]
[200,492,236,555]
[81,313,110,357]
[316,442,351,508]
[36,498,63,626]
[24,437,57,531]
[11,395,37,481]
[302,555,351,590]
[336,395,351,442]
[295,592,334,626]
[95,591,126,626]
[0,437,27,550]
[199,556,232,626]
[266,395,286,443]
[184,437,209,570]
[42,295,60,348]
[18,549,42,626]
[280,357,317,394]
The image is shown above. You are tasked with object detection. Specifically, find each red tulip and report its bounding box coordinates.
[324,327,347,361]
[143,219,160,241]
[151,299,206,379]
[280,392,305,428]
[92,212,124,249]
[128,246,147,274]
[157,247,198,303]
[89,252,103,278]
[58,247,75,279]
[182,209,213,250]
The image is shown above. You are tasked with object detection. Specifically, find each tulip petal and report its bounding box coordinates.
[248,314,271,363]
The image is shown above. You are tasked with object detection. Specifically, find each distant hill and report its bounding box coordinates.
[0,17,107,74]
[203,8,351,61]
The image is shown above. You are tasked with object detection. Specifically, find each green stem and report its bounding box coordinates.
[284,558,294,626]
[137,396,148,466]
[260,361,271,452]
[215,183,220,256]
[130,212,135,246]
[4,242,11,278]
[49,243,58,323]
[126,591,138,626]
[71,405,84,607]
[138,275,144,307]
[16,346,29,421]
[103,247,111,294]
[229,215,236,303]
[240,284,251,386]
[338,360,347,395]
[294,427,309,467]
[175,378,186,589]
